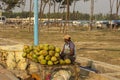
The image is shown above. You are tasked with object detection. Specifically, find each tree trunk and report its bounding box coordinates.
[73,0,77,19]
[53,1,57,27]
[21,0,26,30]
[42,3,47,17]
[39,0,43,30]
[48,0,51,31]
[62,6,66,33]
[66,0,70,21]
[116,0,120,19]
[89,0,94,31]
[109,0,115,30]
[29,0,32,32]
[65,0,70,33]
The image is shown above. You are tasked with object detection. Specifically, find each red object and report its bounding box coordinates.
[46,74,51,80]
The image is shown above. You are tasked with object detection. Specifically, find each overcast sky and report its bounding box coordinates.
[14,0,119,15]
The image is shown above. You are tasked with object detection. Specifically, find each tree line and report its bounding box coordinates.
[0,0,120,20]
[0,0,120,31]
[2,11,120,20]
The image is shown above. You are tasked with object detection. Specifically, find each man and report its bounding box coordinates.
[60,34,76,63]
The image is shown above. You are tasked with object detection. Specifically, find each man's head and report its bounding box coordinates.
[64,34,71,42]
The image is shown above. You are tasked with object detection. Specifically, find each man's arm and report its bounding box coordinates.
[70,48,74,56]
[69,42,75,56]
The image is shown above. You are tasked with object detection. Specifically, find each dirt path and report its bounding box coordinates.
[0,38,24,46]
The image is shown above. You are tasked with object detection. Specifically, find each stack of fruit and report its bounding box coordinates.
[22,44,71,65]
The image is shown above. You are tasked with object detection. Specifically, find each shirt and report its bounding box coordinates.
[63,40,75,56]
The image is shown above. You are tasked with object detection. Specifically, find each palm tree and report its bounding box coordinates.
[42,0,49,15]
[48,0,52,31]
[39,0,43,20]
[61,0,73,33]
[109,0,115,20]
[89,0,94,31]
[84,0,94,31]
[116,0,120,19]
[112,0,120,30]
[55,0,63,13]
[62,0,73,20]
[52,0,57,27]
[39,0,49,30]
[73,0,79,20]
[29,0,33,32]
[109,0,115,30]
[53,0,56,16]
[19,0,26,29]
[55,0,65,32]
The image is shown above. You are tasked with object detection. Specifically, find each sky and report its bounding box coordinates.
[14,0,119,15]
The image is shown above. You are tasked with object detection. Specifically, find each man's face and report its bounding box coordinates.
[64,39,68,43]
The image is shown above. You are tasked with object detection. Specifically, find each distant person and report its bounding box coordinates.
[60,34,76,63]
